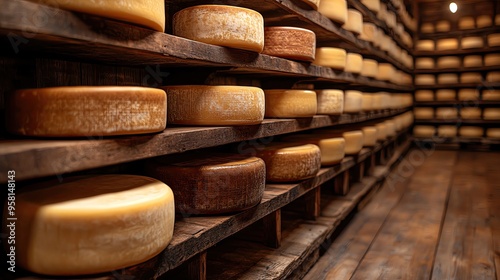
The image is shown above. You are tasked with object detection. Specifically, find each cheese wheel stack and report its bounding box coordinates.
[262,27,316,61]
[315,129,364,155]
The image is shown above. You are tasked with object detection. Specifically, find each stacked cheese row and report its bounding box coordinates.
[414,126,500,139]
[415,71,500,86]
[414,107,500,120]
[416,35,500,52]
[421,15,499,33]
[416,52,500,69]
[416,89,500,101]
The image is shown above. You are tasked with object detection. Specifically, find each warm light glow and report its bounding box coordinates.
[449,2,458,13]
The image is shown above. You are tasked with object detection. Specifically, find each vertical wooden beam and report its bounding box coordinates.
[334,171,350,195]
[263,209,281,248]
[305,187,321,220]
[187,251,207,280]
[369,153,376,175]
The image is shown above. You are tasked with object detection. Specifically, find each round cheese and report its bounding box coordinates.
[476,15,492,28]
[147,154,265,214]
[314,47,347,70]
[458,89,479,100]
[12,175,175,275]
[361,126,377,146]
[485,54,500,66]
[460,72,482,84]
[436,38,459,51]
[415,90,435,101]
[6,86,166,137]
[376,63,395,81]
[459,16,476,30]
[463,55,483,68]
[361,0,380,13]
[436,89,456,101]
[437,73,458,84]
[375,123,387,140]
[415,74,435,85]
[486,128,500,139]
[483,90,500,100]
[437,56,461,69]
[164,85,264,125]
[413,125,436,137]
[342,9,363,34]
[420,22,434,33]
[345,53,363,74]
[459,126,483,138]
[318,0,348,24]
[436,107,458,120]
[488,34,500,47]
[437,125,457,137]
[316,130,364,155]
[33,0,165,31]
[462,37,484,49]
[344,90,363,113]
[416,40,435,51]
[460,107,482,119]
[298,0,321,10]
[360,22,377,42]
[361,59,378,78]
[254,143,321,182]
[265,89,317,118]
[487,71,500,82]
[435,20,451,32]
[384,120,396,137]
[414,107,434,119]
[262,27,316,61]
[362,93,374,111]
[483,108,500,120]
[173,5,264,53]
[415,57,435,69]
[316,89,344,115]
[281,134,346,165]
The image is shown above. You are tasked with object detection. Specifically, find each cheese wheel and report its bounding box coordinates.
[438,73,459,84]
[361,126,377,146]
[344,90,363,113]
[414,107,434,119]
[361,0,380,13]
[488,34,500,47]
[436,56,461,69]
[420,22,434,33]
[460,107,482,119]
[486,128,500,139]
[463,55,483,68]
[371,92,386,110]
[497,14,500,25]
[458,89,479,100]
[415,74,435,85]
[415,57,435,69]
[376,63,395,81]
[483,108,500,120]
[262,27,316,61]
[413,125,435,137]
[384,120,396,137]
[254,143,321,182]
[173,5,264,53]
[265,89,317,118]
[6,86,166,137]
[316,130,364,155]
[436,107,458,120]
[436,89,456,101]
[437,125,457,137]
[485,54,500,66]
[362,93,374,111]
[164,85,264,125]
[459,17,475,30]
[435,21,451,32]
[281,134,346,165]
[476,15,492,28]
[345,53,363,74]
[298,0,321,10]
[459,126,483,138]
[318,0,348,24]
[361,59,378,78]
[460,72,482,84]
[436,38,459,51]
[375,123,387,140]
[487,71,500,82]
[33,0,165,31]
[415,90,434,101]
[316,89,344,115]
[462,37,484,49]
[483,90,500,100]
[12,175,175,275]
[360,23,377,42]
[147,154,265,214]
[416,40,435,51]
[314,47,347,70]
[342,9,363,34]
[393,117,403,132]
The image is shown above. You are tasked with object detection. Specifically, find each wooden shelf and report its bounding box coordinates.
[418,26,500,40]
[414,47,500,57]
[414,101,500,107]
[413,137,500,145]
[415,119,500,125]
[414,65,500,74]
[415,82,500,90]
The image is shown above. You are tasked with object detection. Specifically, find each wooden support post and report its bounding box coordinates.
[334,171,350,195]
[263,209,281,248]
[305,187,321,220]
[369,153,376,175]
[187,251,207,280]
[350,162,365,183]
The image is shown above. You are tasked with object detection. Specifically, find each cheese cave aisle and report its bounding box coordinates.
[0,0,498,279]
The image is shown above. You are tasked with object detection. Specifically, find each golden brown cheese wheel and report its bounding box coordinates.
[262,27,316,61]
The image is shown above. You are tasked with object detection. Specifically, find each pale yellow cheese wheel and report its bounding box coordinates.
[415,57,435,69]
[459,126,483,138]
[460,107,482,119]
[458,89,479,101]
[173,5,264,53]
[262,27,316,61]
[435,20,451,32]
[360,23,377,42]
[375,123,387,140]
[437,73,458,84]
[415,74,435,85]
[314,47,347,70]
[281,134,346,165]
[476,15,493,28]
[459,16,475,30]
[486,71,500,82]
[361,126,378,146]
[436,38,459,51]
[415,90,434,101]
[435,89,456,101]
[384,120,396,137]
[344,90,363,113]
[461,36,484,49]
[486,128,500,139]
[376,63,395,81]
[416,40,435,51]
[318,0,348,24]
[413,125,436,137]
[485,54,500,66]
[315,130,364,154]
[436,56,461,69]
[361,93,374,111]
[316,89,344,115]
[483,108,500,120]
[345,53,363,74]
[436,107,458,120]
[437,125,457,137]
[463,55,483,68]
[361,59,378,78]
[488,34,500,47]
[460,72,482,84]
[264,89,317,118]
[420,22,434,33]
[414,107,434,119]
[343,9,363,34]
[483,90,500,101]
[361,0,380,13]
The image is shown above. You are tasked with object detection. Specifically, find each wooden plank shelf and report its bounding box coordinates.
[414,101,500,107]
[413,137,500,149]
[418,26,500,40]
[414,119,500,125]
[414,82,500,90]
[414,65,500,74]
[414,47,500,57]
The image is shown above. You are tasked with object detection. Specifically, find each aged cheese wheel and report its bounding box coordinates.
[318,0,348,24]
[436,38,459,51]
[146,154,265,214]
[463,55,483,68]
[342,9,363,34]
[436,107,458,120]
[362,93,374,111]
[460,107,482,119]
[6,86,166,137]
[344,90,363,113]
[415,90,435,101]
[459,126,483,138]
[416,40,435,51]
[461,37,484,49]
[264,89,317,118]
[483,108,500,120]
[298,0,321,10]
[11,175,175,275]
[414,107,434,119]
[262,27,316,61]
[415,57,435,69]
[415,74,435,85]
[435,20,451,32]
[487,71,500,82]
[488,34,500,47]
[361,126,378,146]
[436,89,456,101]
[360,22,377,42]
[361,0,380,13]
[316,89,344,115]
[476,15,492,28]
[484,54,500,66]
[413,125,436,137]
[458,89,479,100]
[384,120,396,137]
[486,128,500,139]
[254,143,321,182]
[361,59,378,78]
[483,90,500,100]
[459,16,476,30]
[173,5,264,52]
[437,73,458,84]
[375,123,387,140]
[163,85,264,125]
[437,56,461,69]
[316,130,364,155]
[33,0,165,31]
[376,63,395,81]
[437,125,457,137]
[314,47,347,69]
[420,22,434,33]
[460,72,482,84]
[281,134,346,165]
[345,53,363,74]
[371,92,383,110]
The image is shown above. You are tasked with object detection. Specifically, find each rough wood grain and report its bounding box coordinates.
[264,210,282,248]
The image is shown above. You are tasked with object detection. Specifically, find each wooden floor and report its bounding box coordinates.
[304,150,500,280]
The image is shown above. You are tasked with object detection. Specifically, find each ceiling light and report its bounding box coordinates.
[449,2,458,13]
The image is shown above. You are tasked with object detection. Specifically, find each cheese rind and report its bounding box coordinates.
[437,125,457,137]
[6,86,167,137]
[463,55,483,68]
[361,59,378,78]
[316,90,344,115]
[361,126,377,146]
[344,90,363,113]
[298,0,321,10]
[487,71,500,82]
[459,126,483,138]
[485,54,500,66]
[314,47,347,70]
[437,73,458,84]
[316,130,364,155]
[345,53,363,74]
[488,34,500,47]
[384,120,396,137]
[458,89,479,100]
[360,23,377,42]
[415,90,434,101]
[460,107,482,119]
[420,22,434,33]
[173,5,264,52]
[415,57,435,69]
[318,0,348,24]
[413,125,435,137]
[414,107,434,119]
[476,15,492,28]
[435,89,456,101]
[436,56,460,69]
[416,40,435,51]
[459,16,475,30]
[262,27,316,61]
[342,9,363,34]
[361,0,380,13]
[375,123,387,140]
[362,93,374,111]
[435,21,451,32]
[462,37,484,49]
[436,38,459,51]
[12,175,175,275]
[486,128,500,139]
[376,63,395,81]
[164,85,264,125]
[281,135,346,165]
[265,89,317,118]
[483,90,500,101]
[415,74,435,85]
[460,72,482,84]
[483,108,500,120]
[436,107,458,120]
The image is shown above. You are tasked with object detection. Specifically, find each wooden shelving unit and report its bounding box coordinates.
[414,82,500,90]
[414,46,500,57]
[414,65,500,74]
[418,26,500,39]
[414,119,500,125]
[414,101,500,106]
